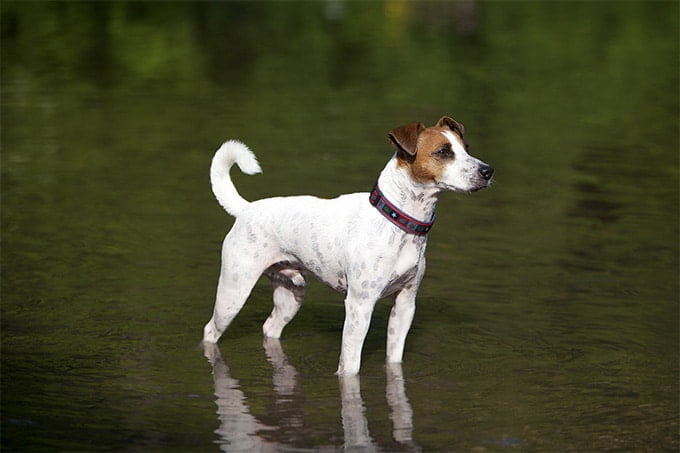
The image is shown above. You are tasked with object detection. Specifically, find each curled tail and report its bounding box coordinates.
[210,140,262,217]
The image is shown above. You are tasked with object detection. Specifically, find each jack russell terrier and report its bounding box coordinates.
[202,116,493,375]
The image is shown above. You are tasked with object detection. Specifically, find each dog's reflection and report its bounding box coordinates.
[203,339,419,451]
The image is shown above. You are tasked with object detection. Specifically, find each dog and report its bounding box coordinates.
[202,116,493,375]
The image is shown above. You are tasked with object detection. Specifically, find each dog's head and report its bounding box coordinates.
[388,116,493,193]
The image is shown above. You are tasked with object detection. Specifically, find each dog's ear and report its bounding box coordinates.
[437,116,465,138]
[388,121,425,156]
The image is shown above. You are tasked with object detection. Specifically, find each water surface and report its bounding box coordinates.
[2,2,678,451]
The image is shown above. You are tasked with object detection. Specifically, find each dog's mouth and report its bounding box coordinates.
[467,177,493,193]
[443,179,492,193]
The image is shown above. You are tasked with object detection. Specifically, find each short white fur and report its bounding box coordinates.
[202,119,492,375]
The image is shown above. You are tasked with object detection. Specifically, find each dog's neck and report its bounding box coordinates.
[376,154,441,225]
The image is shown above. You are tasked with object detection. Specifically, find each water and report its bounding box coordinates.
[2,1,677,451]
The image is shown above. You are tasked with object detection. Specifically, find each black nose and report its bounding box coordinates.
[479,164,494,180]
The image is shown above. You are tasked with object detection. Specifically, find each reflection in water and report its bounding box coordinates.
[338,375,374,451]
[203,342,277,452]
[385,364,415,446]
[203,340,419,451]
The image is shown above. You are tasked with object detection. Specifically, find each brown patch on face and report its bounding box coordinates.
[396,127,460,183]
[390,116,467,183]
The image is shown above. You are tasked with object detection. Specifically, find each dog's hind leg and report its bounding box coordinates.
[203,253,266,343]
[262,268,306,339]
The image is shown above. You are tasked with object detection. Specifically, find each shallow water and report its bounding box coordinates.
[2,1,678,451]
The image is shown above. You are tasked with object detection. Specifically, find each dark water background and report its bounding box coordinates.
[1,1,678,451]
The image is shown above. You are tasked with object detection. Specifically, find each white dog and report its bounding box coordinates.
[202,116,493,375]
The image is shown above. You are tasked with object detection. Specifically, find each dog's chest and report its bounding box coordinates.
[343,234,425,297]
[378,237,424,295]
[393,239,422,275]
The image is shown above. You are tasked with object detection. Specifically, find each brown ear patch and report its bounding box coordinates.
[388,121,425,157]
[436,116,465,138]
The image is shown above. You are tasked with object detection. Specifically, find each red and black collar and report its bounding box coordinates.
[369,183,435,235]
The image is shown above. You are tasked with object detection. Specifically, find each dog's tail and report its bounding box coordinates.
[210,140,262,217]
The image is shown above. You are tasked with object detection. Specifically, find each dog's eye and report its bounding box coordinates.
[435,147,453,158]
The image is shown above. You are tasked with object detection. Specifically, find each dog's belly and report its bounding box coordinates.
[315,265,349,293]
[267,256,347,292]
[283,242,422,297]
[284,253,349,293]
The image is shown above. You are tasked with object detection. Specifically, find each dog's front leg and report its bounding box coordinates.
[336,291,378,376]
[386,283,420,364]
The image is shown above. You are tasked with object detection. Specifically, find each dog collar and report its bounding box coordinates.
[369,183,435,235]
